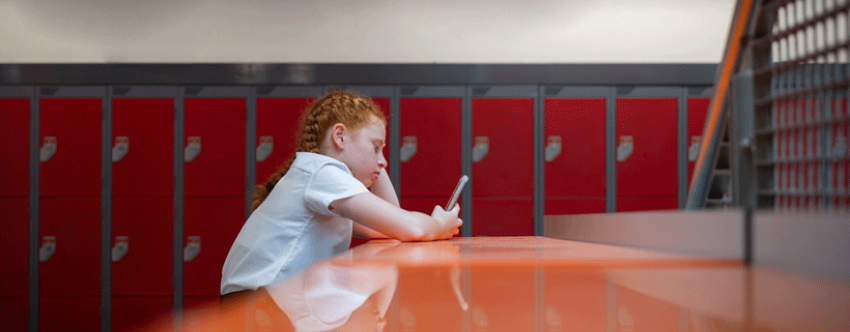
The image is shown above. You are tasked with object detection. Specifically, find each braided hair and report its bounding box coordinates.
[251,91,386,210]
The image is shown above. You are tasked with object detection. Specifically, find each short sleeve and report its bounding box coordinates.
[304,163,369,216]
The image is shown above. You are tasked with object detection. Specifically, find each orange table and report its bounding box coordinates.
[145,237,848,332]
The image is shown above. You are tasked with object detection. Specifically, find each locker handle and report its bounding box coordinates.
[112,136,130,162]
[39,236,56,262]
[616,136,634,162]
[400,136,417,162]
[256,136,274,162]
[184,136,202,162]
[184,236,201,262]
[111,236,129,262]
[40,136,57,162]
[472,136,489,163]
[544,136,562,162]
[688,136,702,162]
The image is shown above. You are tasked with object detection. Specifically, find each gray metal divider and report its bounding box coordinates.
[173,88,185,331]
[534,86,545,236]
[606,87,617,213]
[462,87,473,237]
[30,87,39,332]
[679,88,689,209]
[102,87,113,332]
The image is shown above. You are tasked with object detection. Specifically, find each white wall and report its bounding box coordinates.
[0,0,736,63]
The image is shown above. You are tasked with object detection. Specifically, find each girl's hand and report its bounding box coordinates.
[430,204,462,239]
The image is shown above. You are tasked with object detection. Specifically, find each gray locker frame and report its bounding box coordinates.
[397,86,467,235]
[32,86,109,332]
[540,86,614,220]
[109,86,182,331]
[614,86,684,211]
[468,86,539,236]
[0,86,37,332]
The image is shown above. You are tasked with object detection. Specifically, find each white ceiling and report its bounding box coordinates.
[0,0,737,63]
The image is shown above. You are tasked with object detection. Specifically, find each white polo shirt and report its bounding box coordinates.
[221,152,368,295]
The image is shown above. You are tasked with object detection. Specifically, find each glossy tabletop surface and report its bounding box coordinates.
[146,237,848,332]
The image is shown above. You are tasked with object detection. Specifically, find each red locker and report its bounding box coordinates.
[0,98,29,196]
[0,198,28,296]
[544,271,607,332]
[544,98,606,197]
[256,97,315,184]
[396,267,463,332]
[472,98,534,197]
[545,197,606,216]
[0,297,28,332]
[616,98,678,198]
[39,98,102,197]
[400,197,453,215]
[471,267,535,331]
[112,197,173,297]
[687,98,711,185]
[399,98,462,197]
[616,197,678,212]
[39,297,99,332]
[184,98,246,197]
[112,98,174,196]
[112,297,172,332]
[184,197,246,297]
[39,197,100,296]
[616,285,679,332]
[472,198,533,237]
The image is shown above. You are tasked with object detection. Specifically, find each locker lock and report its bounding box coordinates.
[616,136,634,162]
[688,136,702,162]
[400,136,417,162]
[111,236,129,262]
[472,136,489,163]
[112,136,130,162]
[544,136,562,162]
[184,136,202,162]
[39,236,56,262]
[256,136,274,162]
[40,137,57,162]
[184,236,201,262]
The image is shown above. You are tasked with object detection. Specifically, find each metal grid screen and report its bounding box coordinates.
[752,0,850,212]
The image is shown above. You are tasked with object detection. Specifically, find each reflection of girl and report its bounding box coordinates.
[221,92,461,297]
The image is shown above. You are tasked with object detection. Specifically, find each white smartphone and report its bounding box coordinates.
[445,175,469,211]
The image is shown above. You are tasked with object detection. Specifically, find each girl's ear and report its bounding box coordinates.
[331,123,346,150]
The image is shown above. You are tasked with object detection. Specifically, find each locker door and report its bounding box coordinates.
[399,98,462,197]
[112,298,173,332]
[0,297,28,332]
[184,197,246,297]
[0,98,29,196]
[184,98,246,197]
[39,197,101,296]
[112,98,174,196]
[544,270,607,332]
[39,297,99,332]
[39,98,101,197]
[544,98,607,215]
[256,97,315,184]
[687,98,711,185]
[111,198,173,297]
[0,199,29,297]
[616,98,678,211]
[472,98,534,236]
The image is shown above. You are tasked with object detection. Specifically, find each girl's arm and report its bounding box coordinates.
[331,192,461,242]
[352,168,398,239]
[369,168,399,207]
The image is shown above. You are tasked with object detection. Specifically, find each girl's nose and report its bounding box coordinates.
[378,154,387,168]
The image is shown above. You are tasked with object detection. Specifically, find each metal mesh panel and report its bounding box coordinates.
[751,0,850,212]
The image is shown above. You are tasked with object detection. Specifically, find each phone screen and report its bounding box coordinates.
[446,175,469,211]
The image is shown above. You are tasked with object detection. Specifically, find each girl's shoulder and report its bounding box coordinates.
[293,152,350,176]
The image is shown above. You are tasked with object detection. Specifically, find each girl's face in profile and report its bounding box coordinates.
[341,115,387,188]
